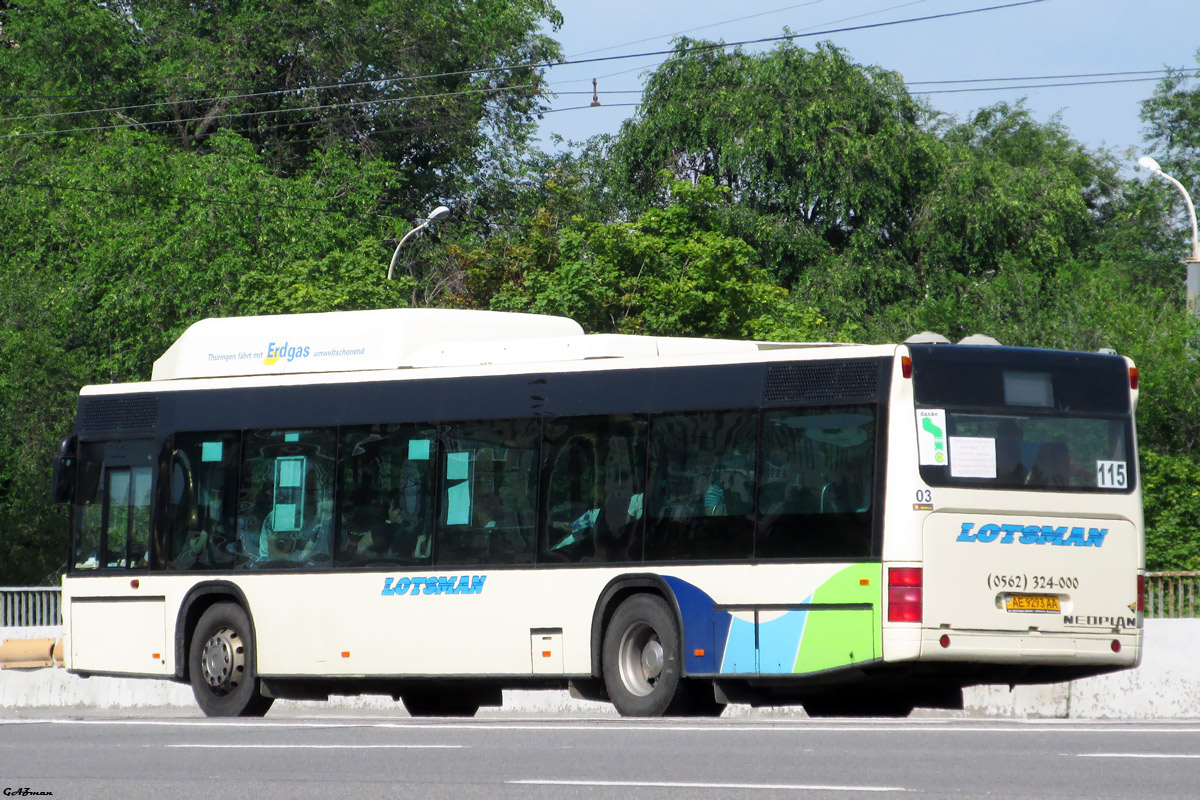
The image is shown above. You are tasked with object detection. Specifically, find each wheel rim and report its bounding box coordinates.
[200,625,245,696]
[617,621,664,697]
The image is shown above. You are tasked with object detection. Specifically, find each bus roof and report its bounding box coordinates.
[149,309,847,381]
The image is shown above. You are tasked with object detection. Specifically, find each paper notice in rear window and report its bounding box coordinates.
[949,437,997,479]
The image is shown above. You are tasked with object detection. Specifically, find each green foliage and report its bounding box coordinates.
[1142,450,1200,571]
[1140,49,1200,192]
[458,175,823,340]
[612,41,941,259]
[3,16,1200,580]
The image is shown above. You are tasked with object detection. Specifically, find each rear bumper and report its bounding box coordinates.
[884,626,1140,668]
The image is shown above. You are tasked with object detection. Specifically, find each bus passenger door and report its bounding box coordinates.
[69,440,169,676]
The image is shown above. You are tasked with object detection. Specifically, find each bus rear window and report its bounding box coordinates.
[910,346,1134,493]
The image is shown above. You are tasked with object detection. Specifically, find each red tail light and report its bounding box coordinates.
[1137,573,1145,613]
[901,356,913,379]
[888,567,923,623]
[1129,367,1138,391]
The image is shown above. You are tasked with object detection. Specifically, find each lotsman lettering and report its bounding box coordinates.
[1062,527,1088,547]
[999,524,1023,544]
[1087,527,1109,547]
[379,575,487,596]
[975,523,1000,543]
[1040,526,1067,545]
[1020,525,1041,544]
[957,522,977,542]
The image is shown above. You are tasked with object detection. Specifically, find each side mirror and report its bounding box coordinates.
[51,436,77,504]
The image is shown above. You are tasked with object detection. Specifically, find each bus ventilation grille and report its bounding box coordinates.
[78,395,159,435]
[763,360,878,404]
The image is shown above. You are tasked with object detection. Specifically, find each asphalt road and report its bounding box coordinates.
[1,710,1197,799]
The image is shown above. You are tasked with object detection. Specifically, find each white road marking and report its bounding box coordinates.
[1075,753,1200,759]
[510,779,908,792]
[161,743,461,749]
[7,718,1200,734]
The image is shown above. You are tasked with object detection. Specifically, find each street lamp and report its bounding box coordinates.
[1138,156,1200,310]
[387,205,450,281]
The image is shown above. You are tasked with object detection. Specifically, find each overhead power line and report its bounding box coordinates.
[0,0,1043,130]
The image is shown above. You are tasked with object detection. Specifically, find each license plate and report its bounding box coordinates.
[1005,594,1061,613]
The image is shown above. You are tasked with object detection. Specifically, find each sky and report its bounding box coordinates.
[533,0,1200,168]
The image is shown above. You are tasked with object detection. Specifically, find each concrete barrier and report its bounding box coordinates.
[2,620,1196,717]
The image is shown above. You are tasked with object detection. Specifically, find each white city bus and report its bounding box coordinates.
[54,309,1143,717]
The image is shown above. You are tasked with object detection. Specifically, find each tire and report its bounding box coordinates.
[602,594,687,717]
[189,602,273,718]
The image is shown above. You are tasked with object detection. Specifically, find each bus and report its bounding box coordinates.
[53,308,1143,718]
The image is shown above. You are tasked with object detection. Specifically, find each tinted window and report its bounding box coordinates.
[645,411,756,562]
[165,432,242,569]
[72,443,105,570]
[757,406,875,559]
[910,346,1135,492]
[923,412,1131,492]
[338,424,437,567]
[910,345,1130,415]
[435,419,538,566]
[242,428,337,568]
[71,443,152,571]
[541,415,646,564]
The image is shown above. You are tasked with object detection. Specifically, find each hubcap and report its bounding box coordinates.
[618,621,664,697]
[200,626,244,696]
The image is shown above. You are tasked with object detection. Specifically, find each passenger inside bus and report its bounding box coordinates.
[260,478,333,566]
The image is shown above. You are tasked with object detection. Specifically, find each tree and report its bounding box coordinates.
[455,174,823,340]
[0,129,415,580]
[612,40,942,269]
[1140,49,1200,195]
[1,0,563,204]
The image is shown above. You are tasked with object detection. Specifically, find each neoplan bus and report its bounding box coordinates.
[53,309,1143,718]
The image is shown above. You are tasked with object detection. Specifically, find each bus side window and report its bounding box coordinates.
[757,406,875,559]
[645,411,755,562]
[540,415,646,565]
[436,419,538,566]
[245,428,336,568]
[166,432,241,570]
[338,425,437,568]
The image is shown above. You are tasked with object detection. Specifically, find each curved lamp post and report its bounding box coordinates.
[1138,156,1200,311]
[387,205,450,281]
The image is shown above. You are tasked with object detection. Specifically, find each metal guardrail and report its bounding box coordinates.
[1145,572,1200,619]
[0,587,63,628]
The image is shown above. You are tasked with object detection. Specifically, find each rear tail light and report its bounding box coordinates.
[1129,366,1138,390]
[901,356,913,379]
[1137,574,1145,613]
[888,567,923,623]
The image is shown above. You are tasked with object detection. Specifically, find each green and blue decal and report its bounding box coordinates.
[665,565,882,676]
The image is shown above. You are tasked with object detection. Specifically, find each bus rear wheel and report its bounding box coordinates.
[189,602,273,718]
[602,594,688,717]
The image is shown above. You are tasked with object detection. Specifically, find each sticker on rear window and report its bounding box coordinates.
[917,409,947,466]
[1096,461,1128,489]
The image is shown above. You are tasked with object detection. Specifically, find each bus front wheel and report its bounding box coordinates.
[602,594,687,717]
[188,602,273,718]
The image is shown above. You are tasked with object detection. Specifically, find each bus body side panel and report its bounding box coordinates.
[64,564,883,682]
[63,575,172,677]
